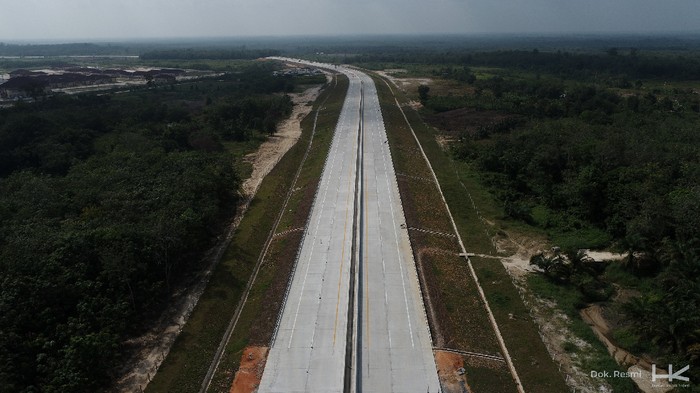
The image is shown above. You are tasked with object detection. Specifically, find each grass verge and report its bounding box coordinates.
[471,257,570,392]
[145,75,348,393]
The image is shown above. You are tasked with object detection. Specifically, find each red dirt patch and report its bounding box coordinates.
[229,346,269,393]
[435,350,471,393]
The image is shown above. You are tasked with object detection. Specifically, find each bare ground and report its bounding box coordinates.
[229,346,268,393]
[489,230,613,393]
[375,70,433,95]
[241,83,328,198]
[435,350,470,393]
[493,229,664,393]
[580,305,672,393]
[110,83,327,393]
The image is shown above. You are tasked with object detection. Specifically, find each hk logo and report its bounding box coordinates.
[652,364,690,383]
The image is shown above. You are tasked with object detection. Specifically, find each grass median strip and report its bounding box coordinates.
[145,75,348,393]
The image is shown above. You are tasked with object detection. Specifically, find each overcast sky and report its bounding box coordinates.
[1,0,699,42]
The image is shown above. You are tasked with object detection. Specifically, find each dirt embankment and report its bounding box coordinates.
[241,82,328,198]
[435,350,471,393]
[580,305,672,393]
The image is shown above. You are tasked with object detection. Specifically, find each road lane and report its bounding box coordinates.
[356,73,441,393]
[259,59,440,393]
[259,67,361,393]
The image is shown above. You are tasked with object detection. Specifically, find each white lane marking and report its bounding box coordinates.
[377,93,415,348]
[371,114,392,349]
[287,85,356,349]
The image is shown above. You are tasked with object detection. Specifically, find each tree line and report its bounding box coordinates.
[354,48,700,81]
[0,42,133,57]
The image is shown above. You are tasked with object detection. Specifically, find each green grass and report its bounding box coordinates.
[472,257,570,393]
[549,227,612,251]
[462,360,518,393]
[223,137,267,180]
[146,75,348,393]
[603,262,654,291]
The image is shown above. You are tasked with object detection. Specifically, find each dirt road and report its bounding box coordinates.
[241,82,328,198]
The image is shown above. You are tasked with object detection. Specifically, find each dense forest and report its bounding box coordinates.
[355,48,700,81]
[0,62,297,392]
[413,50,700,381]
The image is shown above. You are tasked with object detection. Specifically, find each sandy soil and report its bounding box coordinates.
[580,306,671,393]
[582,250,627,262]
[493,228,662,392]
[240,82,328,198]
[111,81,328,393]
[493,230,549,278]
[229,346,269,393]
[488,230,613,393]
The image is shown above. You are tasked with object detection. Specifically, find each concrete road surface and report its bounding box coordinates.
[355,72,440,393]
[259,59,440,393]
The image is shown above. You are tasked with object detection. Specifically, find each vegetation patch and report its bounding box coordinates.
[0,61,314,392]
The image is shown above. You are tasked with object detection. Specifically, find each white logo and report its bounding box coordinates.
[652,364,690,383]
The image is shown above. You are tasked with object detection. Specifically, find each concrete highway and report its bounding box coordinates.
[259,59,440,392]
[355,72,440,393]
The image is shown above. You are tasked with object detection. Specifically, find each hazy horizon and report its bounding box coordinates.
[2,31,700,46]
[2,0,700,42]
